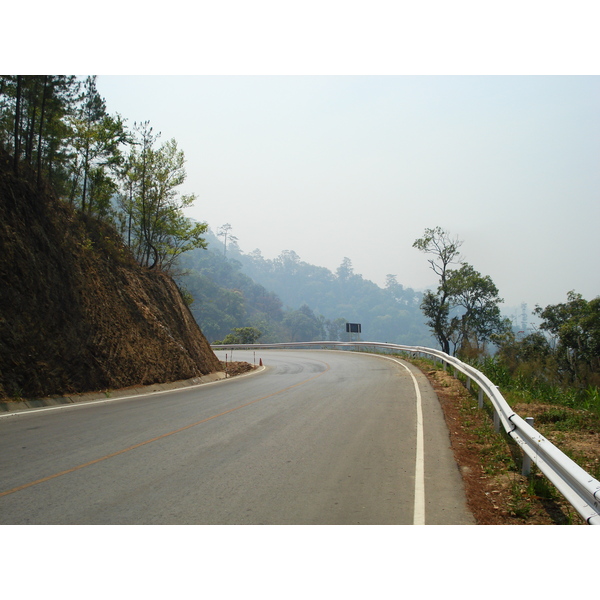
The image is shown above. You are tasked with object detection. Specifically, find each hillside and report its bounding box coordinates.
[177,233,286,343]
[0,150,221,400]
[180,228,435,346]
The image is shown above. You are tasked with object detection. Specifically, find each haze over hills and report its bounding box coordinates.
[177,227,436,346]
[176,225,542,350]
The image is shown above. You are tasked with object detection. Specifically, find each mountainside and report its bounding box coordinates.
[0,150,221,400]
[177,233,286,343]
[186,229,435,346]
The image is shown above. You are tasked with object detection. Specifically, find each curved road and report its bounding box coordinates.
[0,350,474,524]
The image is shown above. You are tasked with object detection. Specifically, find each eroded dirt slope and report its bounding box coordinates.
[0,151,221,400]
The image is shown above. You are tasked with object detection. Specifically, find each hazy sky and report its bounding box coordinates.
[10,2,598,317]
[96,75,600,313]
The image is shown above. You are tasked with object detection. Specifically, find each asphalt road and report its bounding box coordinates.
[0,350,474,524]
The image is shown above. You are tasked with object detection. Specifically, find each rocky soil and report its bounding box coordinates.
[0,149,221,400]
[220,361,256,377]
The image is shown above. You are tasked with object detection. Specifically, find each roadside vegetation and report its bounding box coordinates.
[406,355,596,524]
[412,226,511,357]
[413,341,600,524]
[475,290,600,494]
[407,228,600,524]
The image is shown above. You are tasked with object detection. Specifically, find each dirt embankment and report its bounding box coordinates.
[0,151,221,400]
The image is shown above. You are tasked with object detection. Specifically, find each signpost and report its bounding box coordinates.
[346,322,362,342]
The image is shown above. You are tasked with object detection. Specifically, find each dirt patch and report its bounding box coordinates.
[417,364,588,525]
[510,402,600,474]
[221,361,256,377]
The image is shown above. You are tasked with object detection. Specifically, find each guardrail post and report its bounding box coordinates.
[478,388,484,409]
[466,378,471,391]
[493,386,501,432]
[493,409,500,432]
[522,417,534,476]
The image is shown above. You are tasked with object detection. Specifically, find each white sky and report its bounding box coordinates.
[96,74,600,313]
[10,2,600,314]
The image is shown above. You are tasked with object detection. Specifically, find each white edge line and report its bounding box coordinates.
[365,353,426,525]
[0,365,267,419]
[253,348,427,522]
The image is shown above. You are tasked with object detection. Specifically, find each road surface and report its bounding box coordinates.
[0,350,474,524]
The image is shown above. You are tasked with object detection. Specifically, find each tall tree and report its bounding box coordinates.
[217,223,238,257]
[283,304,324,341]
[13,75,22,174]
[535,292,600,384]
[119,124,208,271]
[413,227,463,354]
[1,75,79,189]
[69,76,128,214]
[325,317,347,341]
[34,76,49,187]
[336,256,354,281]
[413,227,507,356]
[445,263,510,355]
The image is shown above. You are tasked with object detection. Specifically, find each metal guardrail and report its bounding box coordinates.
[212,340,600,524]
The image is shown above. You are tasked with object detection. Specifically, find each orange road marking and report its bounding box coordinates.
[0,361,330,498]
